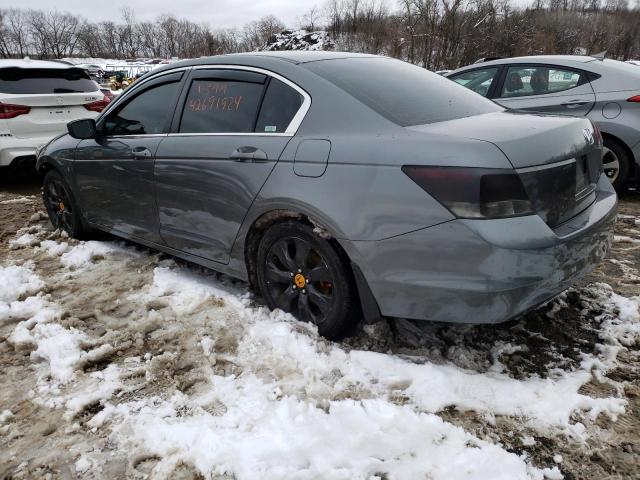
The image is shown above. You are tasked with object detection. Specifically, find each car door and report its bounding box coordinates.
[493,64,596,116]
[154,67,308,264]
[74,71,184,243]
[448,66,502,98]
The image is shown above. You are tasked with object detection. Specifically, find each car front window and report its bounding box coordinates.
[101,81,180,136]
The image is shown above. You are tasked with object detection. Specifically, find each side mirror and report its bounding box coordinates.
[67,118,97,139]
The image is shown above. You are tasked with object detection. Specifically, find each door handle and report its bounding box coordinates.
[560,100,589,108]
[230,146,268,162]
[132,146,152,158]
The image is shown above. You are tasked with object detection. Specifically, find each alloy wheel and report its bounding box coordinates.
[602,146,620,184]
[264,236,335,325]
[44,176,75,233]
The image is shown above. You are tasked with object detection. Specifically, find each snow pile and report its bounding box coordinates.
[29,323,88,383]
[103,394,541,480]
[9,233,40,250]
[262,30,335,51]
[39,239,70,256]
[0,264,44,303]
[60,240,134,269]
[0,264,85,383]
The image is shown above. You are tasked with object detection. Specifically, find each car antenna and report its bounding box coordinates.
[591,51,607,61]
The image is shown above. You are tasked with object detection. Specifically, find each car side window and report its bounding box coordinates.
[255,79,303,133]
[101,81,180,136]
[500,66,582,98]
[179,79,264,134]
[449,67,499,97]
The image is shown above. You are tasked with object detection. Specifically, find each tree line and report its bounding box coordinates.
[0,0,638,70]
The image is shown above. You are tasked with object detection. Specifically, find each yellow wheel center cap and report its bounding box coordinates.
[294,273,306,288]
[59,201,65,211]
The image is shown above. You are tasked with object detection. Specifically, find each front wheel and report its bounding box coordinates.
[42,170,87,239]
[256,222,356,340]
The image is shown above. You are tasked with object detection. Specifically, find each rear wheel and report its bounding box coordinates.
[42,170,87,239]
[602,138,630,192]
[256,222,356,340]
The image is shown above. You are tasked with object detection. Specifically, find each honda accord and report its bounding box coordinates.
[36,52,617,339]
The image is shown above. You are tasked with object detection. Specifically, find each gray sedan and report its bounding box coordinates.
[36,52,616,339]
[447,55,640,190]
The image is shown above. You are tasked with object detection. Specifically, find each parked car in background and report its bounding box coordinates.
[37,52,616,339]
[0,59,109,170]
[447,55,640,190]
[77,63,105,79]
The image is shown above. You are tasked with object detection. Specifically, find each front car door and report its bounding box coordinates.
[154,67,309,263]
[74,71,184,242]
[493,64,596,117]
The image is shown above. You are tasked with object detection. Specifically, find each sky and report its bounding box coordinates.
[9,0,322,29]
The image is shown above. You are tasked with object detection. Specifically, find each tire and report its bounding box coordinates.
[42,170,87,239]
[602,137,630,192]
[256,221,356,340]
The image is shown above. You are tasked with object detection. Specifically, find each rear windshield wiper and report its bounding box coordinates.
[53,88,83,93]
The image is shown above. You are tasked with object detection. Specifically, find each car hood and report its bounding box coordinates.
[407,110,596,169]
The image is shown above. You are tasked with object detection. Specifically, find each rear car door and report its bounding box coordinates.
[74,71,184,242]
[494,64,596,116]
[154,67,307,263]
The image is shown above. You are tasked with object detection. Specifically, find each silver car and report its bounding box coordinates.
[36,52,616,339]
[447,55,640,190]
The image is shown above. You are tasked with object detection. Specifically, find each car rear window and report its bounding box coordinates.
[0,67,98,94]
[255,78,303,133]
[304,57,502,126]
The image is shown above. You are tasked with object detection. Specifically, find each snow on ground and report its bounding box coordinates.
[1,223,638,480]
[1,200,640,479]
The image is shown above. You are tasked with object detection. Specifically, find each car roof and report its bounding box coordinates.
[450,55,599,73]
[0,59,81,70]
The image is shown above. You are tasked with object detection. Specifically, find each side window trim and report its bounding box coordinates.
[169,64,311,137]
[97,71,186,138]
[496,63,588,99]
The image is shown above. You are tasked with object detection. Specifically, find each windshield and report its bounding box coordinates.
[304,57,502,126]
[0,67,98,94]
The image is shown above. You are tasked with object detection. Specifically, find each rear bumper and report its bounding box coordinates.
[352,176,617,324]
[0,135,55,167]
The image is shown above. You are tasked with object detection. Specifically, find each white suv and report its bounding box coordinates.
[0,59,109,169]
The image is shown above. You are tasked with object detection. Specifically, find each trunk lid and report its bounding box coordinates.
[1,93,102,139]
[409,111,603,227]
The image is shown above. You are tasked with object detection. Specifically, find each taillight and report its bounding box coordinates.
[0,102,31,119]
[84,96,110,113]
[627,95,640,102]
[402,166,534,219]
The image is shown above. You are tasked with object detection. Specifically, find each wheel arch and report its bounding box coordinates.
[601,131,636,179]
[240,207,382,324]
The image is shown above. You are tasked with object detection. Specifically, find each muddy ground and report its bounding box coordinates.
[0,170,638,480]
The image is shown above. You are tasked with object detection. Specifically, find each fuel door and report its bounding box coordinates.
[293,139,331,178]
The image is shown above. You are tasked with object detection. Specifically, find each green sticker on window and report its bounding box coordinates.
[264,126,277,132]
